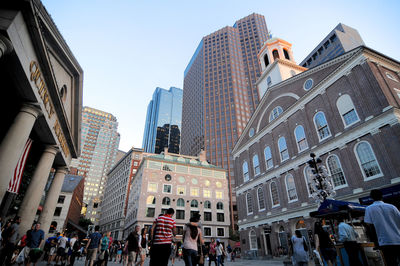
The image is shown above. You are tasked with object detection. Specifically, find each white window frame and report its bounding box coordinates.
[204,200,211,209]
[246,192,253,215]
[190,199,199,208]
[163,184,172,194]
[161,196,171,206]
[146,195,156,206]
[264,146,273,170]
[386,72,399,82]
[176,198,185,208]
[203,189,212,198]
[147,182,158,193]
[294,125,308,152]
[177,186,186,195]
[303,166,312,197]
[217,227,225,237]
[269,106,283,122]
[257,187,266,212]
[216,191,223,199]
[249,230,257,250]
[278,137,289,162]
[203,226,212,237]
[243,161,249,182]
[313,111,331,141]
[336,94,360,128]
[216,202,224,211]
[285,174,298,203]
[270,181,280,208]
[190,187,199,197]
[253,154,260,176]
[354,141,383,180]
[326,154,348,189]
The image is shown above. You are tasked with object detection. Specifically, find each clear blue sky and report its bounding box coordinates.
[42,0,400,152]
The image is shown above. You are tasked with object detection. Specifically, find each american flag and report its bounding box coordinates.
[7,138,33,194]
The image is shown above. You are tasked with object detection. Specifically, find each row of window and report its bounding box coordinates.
[244,94,361,182]
[146,196,224,210]
[145,207,225,222]
[148,183,224,199]
[245,141,382,214]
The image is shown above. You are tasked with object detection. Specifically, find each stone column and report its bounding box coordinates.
[18,146,58,236]
[0,34,13,59]
[0,104,41,202]
[39,167,68,235]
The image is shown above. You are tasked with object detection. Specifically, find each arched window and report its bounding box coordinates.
[283,49,290,60]
[294,125,308,152]
[246,192,253,214]
[269,106,283,122]
[314,112,331,140]
[253,155,260,176]
[272,49,279,60]
[249,230,257,250]
[285,174,298,202]
[327,155,347,188]
[278,137,289,161]
[336,94,360,127]
[264,54,269,67]
[304,166,313,197]
[146,196,156,205]
[355,142,382,179]
[243,161,249,182]
[162,197,170,206]
[190,199,199,208]
[257,187,266,211]
[216,202,223,210]
[204,200,211,209]
[264,146,273,170]
[270,181,280,207]
[177,198,185,207]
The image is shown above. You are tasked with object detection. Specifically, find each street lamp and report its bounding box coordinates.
[307,153,336,203]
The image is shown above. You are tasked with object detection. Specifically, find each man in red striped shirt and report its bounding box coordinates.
[149,208,176,266]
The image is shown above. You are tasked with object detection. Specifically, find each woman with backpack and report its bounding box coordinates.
[290,230,309,266]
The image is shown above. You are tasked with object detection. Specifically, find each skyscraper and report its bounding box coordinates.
[142,87,183,154]
[72,106,120,223]
[181,13,269,228]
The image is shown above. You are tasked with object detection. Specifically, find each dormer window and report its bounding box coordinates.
[272,50,279,60]
[283,49,290,60]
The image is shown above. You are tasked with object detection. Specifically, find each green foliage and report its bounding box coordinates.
[229,227,240,241]
[79,217,93,231]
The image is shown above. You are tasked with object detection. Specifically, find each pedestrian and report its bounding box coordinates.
[290,230,309,266]
[364,189,400,266]
[55,233,68,265]
[0,216,21,266]
[338,217,362,266]
[208,238,217,266]
[215,240,225,266]
[170,242,177,266]
[69,233,79,266]
[314,222,336,266]
[231,249,236,262]
[125,225,140,266]
[121,241,128,266]
[99,232,111,266]
[115,241,122,262]
[136,228,148,266]
[25,222,45,266]
[182,214,204,266]
[149,208,177,266]
[46,236,57,265]
[84,225,102,266]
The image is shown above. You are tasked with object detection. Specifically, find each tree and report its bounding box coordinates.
[229,227,240,242]
[79,217,93,231]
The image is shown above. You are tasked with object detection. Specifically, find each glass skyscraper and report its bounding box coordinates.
[142,87,183,154]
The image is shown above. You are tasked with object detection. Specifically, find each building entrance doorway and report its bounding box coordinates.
[263,227,272,256]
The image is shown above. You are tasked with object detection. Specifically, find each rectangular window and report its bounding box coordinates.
[163,184,172,193]
[203,189,211,198]
[204,227,211,236]
[190,211,199,219]
[190,188,199,196]
[217,213,225,222]
[57,196,65,204]
[343,109,359,126]
[176,226,184,236]
[216,191,223,199]
[176,210,185,220]
[217,228,224,236]
[204,212,212,221]
[54,207,62,216]
[148,183,157,192]
[177,186,185,195]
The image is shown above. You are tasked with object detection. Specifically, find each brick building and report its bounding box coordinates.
[232,37,400,258]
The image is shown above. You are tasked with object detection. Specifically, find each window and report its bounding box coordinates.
[204,212,212,221]
[264,147,273,169]
[283,49,290,60]
[336,94,359,127]
[190,188,199,196]
[146,208,155,217]
[327,155,347,188]
[304,166,313,197]
[162,197,170,206]
[163,184,172,193]
[272,50,279,60]
[264,54,269,67]
[164,174,172,181]
[269,106,283,122]
[355,142,382,179]
[257,187,266,211]
[190,211,199,218]
[57,196,65,204]
[217,228,224,236]
[216,202,223,210]
[204,200,211,209]
[191,200,199,208]
[285,174,298,202]
[303,78,313,91]
[203,189,211,197]
[294,125,308,152]
[146,196,156,205]
[314,112,331,140]
[177,198,185,207]
[148,182,157,192]
[217,213,225,222]
[249,230,257,250]
[204,227,211,236]
[253,155,260,176]
[54,207,62,216]
[278,137,289,161]
[246,192,253,214]
[243,161,249,182]
[216,191,223,199]
[176,210,185,220]
[177,186,185,195]
[270,181,280,207]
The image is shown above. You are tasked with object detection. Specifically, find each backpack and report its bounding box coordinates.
[73,240,81,252]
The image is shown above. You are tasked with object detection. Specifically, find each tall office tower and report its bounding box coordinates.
[181,13,269,229]
[300,23,364,69]
[74,107,120,223]
[142,87,183,154]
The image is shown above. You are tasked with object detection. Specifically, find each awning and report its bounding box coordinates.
[359,183,400,205]
[310,199,367,219]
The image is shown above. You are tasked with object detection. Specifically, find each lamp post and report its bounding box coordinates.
[307,153,336,203]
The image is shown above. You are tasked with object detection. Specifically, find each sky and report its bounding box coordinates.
[42,0,400,152]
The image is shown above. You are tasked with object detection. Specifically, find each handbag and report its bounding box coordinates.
[302,237,309,252]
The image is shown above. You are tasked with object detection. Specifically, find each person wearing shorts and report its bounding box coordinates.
[25,223,44,266]
[85,226,102,266]
[126,225,140,266]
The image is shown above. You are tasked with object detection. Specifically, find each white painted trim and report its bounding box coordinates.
[285,174,298,203]
[264,146,274,170]
[326,154,348,188]
[294,125,309,153]
[270,181,280,208]
[236,109,400,195]
[313,111,332,142]
[249,230,257,250]
[391,177,400,184]
[162,183,172,194]
[253,154,261,176]
[354,141,384,181]
[278,136,289,162]
[246,192,253,215]
[257,187,266,212]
